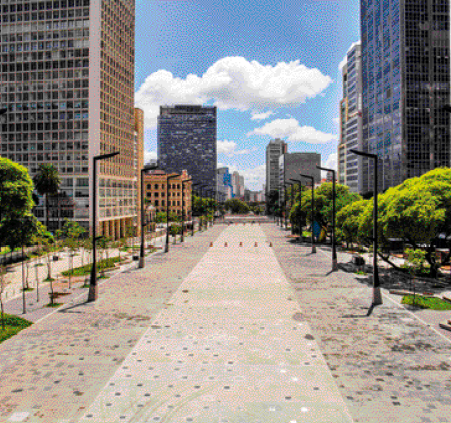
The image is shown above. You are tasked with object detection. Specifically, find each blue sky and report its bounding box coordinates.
[134,0,360,190]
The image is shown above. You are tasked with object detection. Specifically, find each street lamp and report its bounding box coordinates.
[300,174,316,254]
[289,178,304,238]
[350,149,382,306]
[285,182,294,234]
[139,163,158,268]
[88,151,120,302]
[317,166,338,271]
[165,173,180,253]
[181,178,193,242]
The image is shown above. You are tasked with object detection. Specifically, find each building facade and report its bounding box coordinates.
[265,138,288,197]
[0,0,140,239]
[339,43,364,193]
[278,153,321,203]
[217,167,233,202]
[361,0,450,193]
[144,169,192,219]
[157,105,217,197]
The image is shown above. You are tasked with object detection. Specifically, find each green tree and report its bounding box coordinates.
[0,158,35,221]
[33,163,61,231]
[224,198,250,214]
[336,199,368,248]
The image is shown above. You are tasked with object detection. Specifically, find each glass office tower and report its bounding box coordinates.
[157,105,217,197]
[361,0,450,193]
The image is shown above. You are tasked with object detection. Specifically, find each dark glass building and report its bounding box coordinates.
[157,105,217,197]
[361,0,450,193]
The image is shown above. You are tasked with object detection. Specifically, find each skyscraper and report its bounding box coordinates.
[157,105,217,197]
[0,0,140,239]
[339,42,363,193]
[361,0,450,193]
[265,138,287,196]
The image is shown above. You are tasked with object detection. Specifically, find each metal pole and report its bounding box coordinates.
[165,176,170,253]
[139,169,145,268]
[350,149,382,306]
[88,151,119,302]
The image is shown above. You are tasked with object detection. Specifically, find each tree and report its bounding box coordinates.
[33,163,61,232]
[0,158,35,222]
[336,200,368,248]
[266,190,279,215]
[224,199,250,214]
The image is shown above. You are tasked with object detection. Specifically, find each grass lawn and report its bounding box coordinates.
[0,314,32,343]
[402,295,451,310]
[62,256,121,277]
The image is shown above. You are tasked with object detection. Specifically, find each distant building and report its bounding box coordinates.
[217,167,233,202]
[157,105,217,196]
[143,169,192,219]
[266,139,288,197]
[279,153,321,203]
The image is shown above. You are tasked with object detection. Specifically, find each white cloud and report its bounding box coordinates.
[217,140,258,157]
[251,110,275,121]
[135,56,332,129]
[319,152,338,178]
[248,118,338,144]
[333,117,339,126]
[144,150,157,164]
[218,162,266,191]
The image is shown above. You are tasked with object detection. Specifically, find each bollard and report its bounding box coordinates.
[254,242,258,247]
[269,242,273,247]
[239,242,243,247]
[225,242,228,247]
[210,242,213,247]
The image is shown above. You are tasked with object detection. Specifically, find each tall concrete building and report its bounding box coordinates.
[339,42,363,193]
[361,0,450,193]
[217,167,233,202]
[0,0,140,239]
[279,152,321,203]
[157,105,217,197]
[265,138,287,196]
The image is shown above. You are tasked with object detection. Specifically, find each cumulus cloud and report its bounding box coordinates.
[333,117,340,126]
[248,118,338,144]
[319,152,338,178]
[250,110,275,121]
[135,56,332,129]
[217,140,257,157]
[144,150,157,164]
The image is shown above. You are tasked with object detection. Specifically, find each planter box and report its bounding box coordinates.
[132,255,139,261]
[352,255,365,266]
[53,256,59,261]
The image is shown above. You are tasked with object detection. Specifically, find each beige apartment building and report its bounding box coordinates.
[0,0,141,240]
[144,170,192,220]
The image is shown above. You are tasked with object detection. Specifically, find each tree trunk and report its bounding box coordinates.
[46,194,49,231]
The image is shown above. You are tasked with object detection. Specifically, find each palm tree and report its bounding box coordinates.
[33,164,61,232]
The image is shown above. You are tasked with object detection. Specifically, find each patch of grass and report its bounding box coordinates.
[21,287,35,292]
[44,276,55,282]
[46,302,62,308]
[0,314,32,343]
[401,295,451,310]
[62,256,121,277]
[355,270,367,275]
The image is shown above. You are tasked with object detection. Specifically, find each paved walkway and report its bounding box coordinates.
[75,224,352,422]
[262,224,451,423]
[0,225,221,423]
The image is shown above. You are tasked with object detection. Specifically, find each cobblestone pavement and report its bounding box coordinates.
[0,225,222,423]
[261,224,451,423]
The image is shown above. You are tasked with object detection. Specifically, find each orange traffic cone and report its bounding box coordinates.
[254,242,258,247]
[210,242,213,247]
[269,242,273,247]
[239,242,243,247]
[225,242,228,247]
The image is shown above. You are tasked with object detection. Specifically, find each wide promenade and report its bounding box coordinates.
[0,217,450,422]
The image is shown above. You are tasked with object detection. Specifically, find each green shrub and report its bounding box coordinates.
[0,314,32,343]
[62,256,121,277]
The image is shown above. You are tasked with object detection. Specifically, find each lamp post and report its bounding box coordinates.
[350,149,382,306]
[285,182,294,234]
[191,182,201,236]
[165,173,180,253]
[289,178,304,239]
[181,178,193,242]
[317,166,338,271]
[139,164,158,268]
[88,151,120,302]
[300,174,316,254]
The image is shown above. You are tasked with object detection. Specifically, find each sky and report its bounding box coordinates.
[134,0,361,191]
